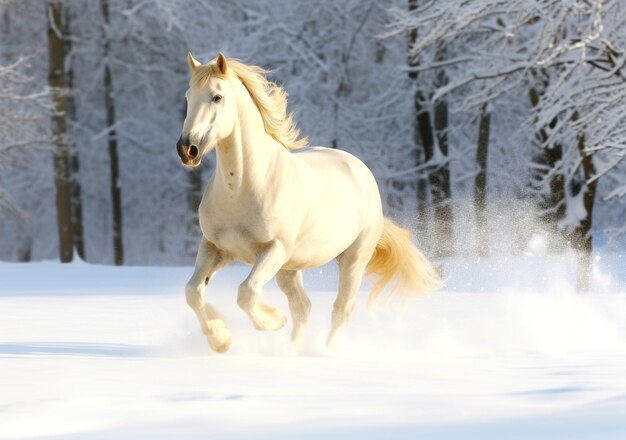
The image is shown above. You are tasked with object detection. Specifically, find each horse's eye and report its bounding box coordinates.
[212,94,222,103]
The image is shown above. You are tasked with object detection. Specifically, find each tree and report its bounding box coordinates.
[474,102,491,256]
[47,0,73,263]
[430,42,454,257]
[64,3,85,260]
[528,70,567,254]
[404,0,455,257]
[406,0,432,249]
[100,0,123,265]
[0,2,54,262]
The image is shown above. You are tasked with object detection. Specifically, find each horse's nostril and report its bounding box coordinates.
[188,145,199,158]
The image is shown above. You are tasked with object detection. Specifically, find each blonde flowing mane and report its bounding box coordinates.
[191,59,308,150]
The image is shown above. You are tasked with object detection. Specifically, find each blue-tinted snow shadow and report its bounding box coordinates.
[509,386,589,396]
[157,392,246,403]
[0,342,150,359]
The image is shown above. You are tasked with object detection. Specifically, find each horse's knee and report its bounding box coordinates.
[237,283,256,311]
[185,283,203,309]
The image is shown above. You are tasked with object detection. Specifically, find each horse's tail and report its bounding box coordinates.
[365,217,441,309]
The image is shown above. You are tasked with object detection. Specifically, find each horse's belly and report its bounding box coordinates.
[282,251,341,271]
[283,222,361,270]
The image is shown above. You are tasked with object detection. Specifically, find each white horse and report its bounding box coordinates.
[177,53,440,353]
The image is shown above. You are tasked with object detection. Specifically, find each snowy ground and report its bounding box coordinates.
[1,252,626,439]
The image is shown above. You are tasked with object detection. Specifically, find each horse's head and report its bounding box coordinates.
[177,52,237,167]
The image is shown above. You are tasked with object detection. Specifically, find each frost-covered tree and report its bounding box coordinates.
[387,0,626,288]
[47,0,74,263]
[0,1,54,261]
[405,0,455,258]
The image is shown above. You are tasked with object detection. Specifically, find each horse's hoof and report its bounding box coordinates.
[252,312,288,331]
[268,314,288,331]
[207,332,231,353]
[209,337,230,353]
[212,342,230,353]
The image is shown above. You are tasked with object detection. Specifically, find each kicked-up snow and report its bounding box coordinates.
[1,255,626,439]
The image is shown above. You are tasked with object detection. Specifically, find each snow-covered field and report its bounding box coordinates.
[1,253,626,439]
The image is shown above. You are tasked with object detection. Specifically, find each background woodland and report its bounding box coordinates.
[1,0,625,291]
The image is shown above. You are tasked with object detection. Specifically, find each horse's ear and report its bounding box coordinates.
[187,52,200,72]
[217,52,228,74]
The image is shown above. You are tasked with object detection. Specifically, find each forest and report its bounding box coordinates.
[1,0,625,290]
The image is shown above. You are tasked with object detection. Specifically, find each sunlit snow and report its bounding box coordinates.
[1,253,625,439]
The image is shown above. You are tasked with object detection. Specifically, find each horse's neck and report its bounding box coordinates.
[214,95,284,191]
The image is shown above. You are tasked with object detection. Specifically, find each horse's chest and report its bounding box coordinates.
[198,196,272,263]
[210,226,258,263]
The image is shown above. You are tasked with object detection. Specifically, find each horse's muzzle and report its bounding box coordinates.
[176,135,201,167]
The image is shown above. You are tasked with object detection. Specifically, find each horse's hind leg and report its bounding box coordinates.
[326,232,378,348]
[186,238,232,353]
[326,260,366,348]
[276,269,311,344]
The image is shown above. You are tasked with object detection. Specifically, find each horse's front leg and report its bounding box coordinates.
[186,238,232,352]
[276,269,311,345]
[237,241,288,331]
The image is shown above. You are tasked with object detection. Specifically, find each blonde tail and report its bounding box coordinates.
[366,218,442,309]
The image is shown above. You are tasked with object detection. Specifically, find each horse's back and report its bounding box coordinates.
[294,147,378,191]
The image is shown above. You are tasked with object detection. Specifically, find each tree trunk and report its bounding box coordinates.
[430,43,454,257]
[64,4,85,260]
[571,111,597,292]
[474,103,491,256]
[374,40,386,64]
[408,0,432,245]
[528,80,566,253]
[17,233,32,262]
[47,0,73,263]
[331,52,349,150]
[101,0,124,265]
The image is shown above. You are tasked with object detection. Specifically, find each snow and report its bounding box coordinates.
[1,256,626,439]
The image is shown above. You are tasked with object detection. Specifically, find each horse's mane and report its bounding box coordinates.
[191,59,308,150]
